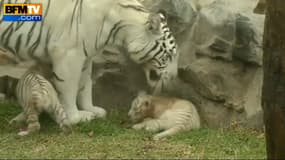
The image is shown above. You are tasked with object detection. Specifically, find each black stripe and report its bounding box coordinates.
[28,23,43,59]
[95,35,99,50]
[139,41,159,61]
[162,25,168,30]
[15,34,22,54]
[111,25,128,43]
[25,73,36,83]
[52,72,65,82]
[0,0,3,14]
[119,4,148,13]
[3,24,15,55]
[81,65,88,72]
[0,24,16,56]
[15,22,25,31]
[1,23,13,43]
[167,34,172,39]
[168,54,173,62]
[44,27,52,58]
[153,59,162,68]
[79,0,83,23]
[82,40,88,57]
[96,15,107,49]
[153,47,163,58]
[23,0,31,4]
[4,24,14,46]
[44,0,51,18]
[0,0,4,24]
[134,42,149,54]
[26,22,37,45]
[104,21,123,45]
[70,0,80,29]
[4,46,16,56]
[78,86,85,93]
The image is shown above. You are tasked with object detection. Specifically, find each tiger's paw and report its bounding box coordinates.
[145,125,160,132]
[66,111,96,125]
[17,128,32,136]
[153,135,161,141]
[82,106,107,119]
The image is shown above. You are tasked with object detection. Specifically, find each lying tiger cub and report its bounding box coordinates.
[128,91,201,140]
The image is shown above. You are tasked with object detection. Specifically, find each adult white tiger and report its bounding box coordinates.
[0,0,178,125]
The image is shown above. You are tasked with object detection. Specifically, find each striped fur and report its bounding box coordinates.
[0,0,179,125]
[128,91,200,140]
[11,64,71,136]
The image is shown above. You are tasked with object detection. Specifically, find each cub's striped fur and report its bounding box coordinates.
[128,91,200,140]
[10,64,71,136]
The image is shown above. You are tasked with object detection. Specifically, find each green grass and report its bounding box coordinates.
[0,102,266,159]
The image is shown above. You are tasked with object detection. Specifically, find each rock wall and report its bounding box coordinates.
[92,0,265,129]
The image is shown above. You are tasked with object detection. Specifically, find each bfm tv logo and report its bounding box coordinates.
[3,4,42,22]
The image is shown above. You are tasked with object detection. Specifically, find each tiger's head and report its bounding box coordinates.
[142,12,178,94]
[128,91,153,123]
[122,7,179,94]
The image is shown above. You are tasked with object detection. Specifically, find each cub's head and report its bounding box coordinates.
[128,91,153,123]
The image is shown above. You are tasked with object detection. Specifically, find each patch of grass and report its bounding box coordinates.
[0,102,266,159]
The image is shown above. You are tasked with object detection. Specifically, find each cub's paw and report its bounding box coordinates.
[145,124,160,132]
[81,106,107,119]
[132,123,145,130]
[153,134,166,141]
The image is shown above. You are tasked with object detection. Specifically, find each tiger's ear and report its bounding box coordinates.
[147,13,163,34]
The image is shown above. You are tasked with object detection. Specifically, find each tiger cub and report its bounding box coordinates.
[10,63,71,136]
[128,91,200,140]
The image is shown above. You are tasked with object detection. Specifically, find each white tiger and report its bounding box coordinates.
[0,0,178,125]
[128,91,201,140]
[10,63,71,136]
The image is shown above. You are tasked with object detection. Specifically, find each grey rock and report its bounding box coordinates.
[233,13,263,66]
[142,0,197,35]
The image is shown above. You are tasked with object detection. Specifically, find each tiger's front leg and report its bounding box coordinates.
[77,60,107,119]
[52,48,96,125]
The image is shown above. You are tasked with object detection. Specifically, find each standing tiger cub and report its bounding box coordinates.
[128,92,200,140]
[10,63,71,136]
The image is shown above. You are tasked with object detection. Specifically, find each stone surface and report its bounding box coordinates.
[92,0,265,129]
